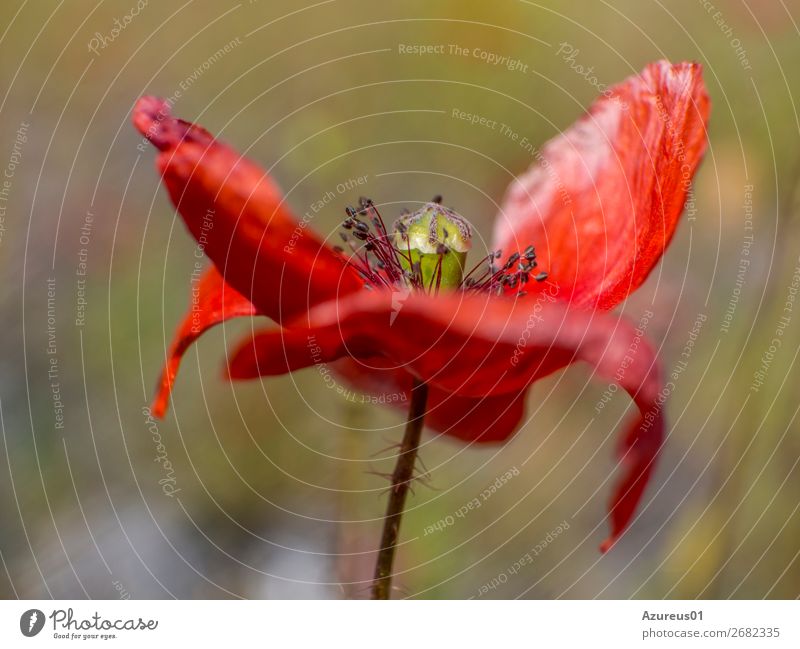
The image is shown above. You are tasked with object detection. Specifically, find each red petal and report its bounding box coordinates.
[600,405,663,553]
[493,60,710,310]
[132,96,362,323]
[228,340,525,442]
[132,96,214,151]
[333,358,527,443]
[152,267,257,418]
[230,290,664,547]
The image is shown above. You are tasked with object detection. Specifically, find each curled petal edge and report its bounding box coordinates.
[152,267,257,418]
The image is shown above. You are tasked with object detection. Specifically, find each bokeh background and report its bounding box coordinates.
[1,0,799,599]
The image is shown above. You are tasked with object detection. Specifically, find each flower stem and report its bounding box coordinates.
[370,379,428,600]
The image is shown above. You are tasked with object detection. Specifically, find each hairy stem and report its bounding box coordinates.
[370,379,428,599]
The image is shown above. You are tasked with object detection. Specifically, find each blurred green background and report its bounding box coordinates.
[1,0,799,599]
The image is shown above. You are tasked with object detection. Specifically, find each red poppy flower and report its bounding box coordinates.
[133,59,709,552]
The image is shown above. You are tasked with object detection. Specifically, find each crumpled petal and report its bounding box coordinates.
[152,266,257,417]
[133,96,363,323]
[228,344,525,442]
[227,289,664,548]
[493,60,710,310]
[331,357,527,443]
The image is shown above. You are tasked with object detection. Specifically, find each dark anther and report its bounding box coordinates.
[435,243,449,255]
[432,194,442,204]
[337,197,412,290]
[358,196,372,214]
[333,245,344,253]
[460,242,542,296]
[504,252,520,270]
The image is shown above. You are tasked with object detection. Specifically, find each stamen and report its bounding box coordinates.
[461,246,548,297]
[337,199,423,292]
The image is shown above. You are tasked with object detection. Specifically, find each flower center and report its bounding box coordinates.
[391,200,471,292]
[335,196,547,297]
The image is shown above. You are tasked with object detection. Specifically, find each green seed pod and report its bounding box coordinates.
[391,202,472,290]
